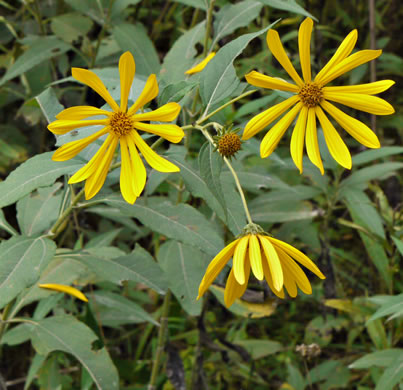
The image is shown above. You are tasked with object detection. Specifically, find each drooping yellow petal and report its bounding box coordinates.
[305,108,324,174]
[260,102,302,158]
[266,29,304,87]
[39,284,88,302]
[197,239,239,299]
[56,106,111,120]
[131,102,181,123]
[261,251,285,298]
[314,29,357,84]
[248,234,264,280]
[290,106,308,173]
[320,100,380,148]
[48,119,108,135]
[224,256,250,308]
[84,136,118,199]
[185,52,216,75]
[243,95,299,140]
[52,127,109,161]
[126,135,147,197]
[322,80,395,95]
[245,71,299,92]
[315,106,351,169]
[233,236,249,285]
[298,17,313,83]
[131,131,180,173]
[128,74,159,115]
[119,51,136,112]
[323,92,394,115]
[267,237,325,279]
[258,235,283,292]
[280,263,298,297]
[119,136,137,204]
[72,68,119,112]
[69,135,114,184]
[133,123,184,144]
[318,49,382,86]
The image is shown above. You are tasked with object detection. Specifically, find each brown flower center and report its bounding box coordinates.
[218,133,242,158]
[109,112,133,137]
[298,83,323,108]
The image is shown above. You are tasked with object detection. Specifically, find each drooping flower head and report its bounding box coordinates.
[197,224,325,307]
[243,18,395,174]
[48,51,184,203]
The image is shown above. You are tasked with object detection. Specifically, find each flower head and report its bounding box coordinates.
[213,125,242,159]
[48,51,184,203]
[197,224,325,307]
[185,52,216,75]
[243,18,395,174]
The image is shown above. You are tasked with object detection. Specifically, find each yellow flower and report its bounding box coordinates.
[48,51,184,203]
[185,52,216,75]
[243,18,395,174]
[197,232,325,308]
[39,283,88,302]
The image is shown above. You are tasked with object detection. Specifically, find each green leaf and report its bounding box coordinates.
[50,13,93,43]
[24,354,47,390]
[36,87,65,124]
[90,290,158,327]
[375,358,403,390]
[158,240,210,316]
[160,21,206,84]
[392,236,403,257]
[158,80,197,105]
[0,152,83,209]
[352,146,403,166]
[0,209,18,236]
[366,294,403,324]
[113,23,160,75]
[102,195,224,256]
[287,364,306,390]
[250,185,321,205]
[233,339,282,359]
[212,1,263,47]
[257,0,315,18]
[171,0,207,10]
[0,36,70,86]
[200,24,277,114]
[64,0,104,23]
[0,236,56,308]
[349,349,403,369]
[29,316,119,390]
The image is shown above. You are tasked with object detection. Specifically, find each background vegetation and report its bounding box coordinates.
[0,0,402,389]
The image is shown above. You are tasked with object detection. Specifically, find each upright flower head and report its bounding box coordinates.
[48,51,184,203]
[198,224,325,307]
[244,18,394,174]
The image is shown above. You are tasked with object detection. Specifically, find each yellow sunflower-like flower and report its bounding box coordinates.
[48,51,184,203]
[243,17,395,173]
[197,227,325,308]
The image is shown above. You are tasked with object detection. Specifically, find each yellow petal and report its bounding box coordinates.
[131,102,181,123]
[48,119,108,135]
[318,50,382,86]
[39,284,88,302]
[119,51,136,112]
[267,237,325,279]
[320,100,380,148]
[56,106,111,120]
[131,131,179,172]
[233,236,249,285]
[119,136,137,204]
[248,234,264,280]
[281,264,298,297]
[126,134,147,197]
[314,29,357,84]
[299,18,313,83]
[134,123,184,143]
[258,235,283,292]
[128,74,158,115]
[224,258,251,308]
[260,102,302,158]
[266,29,304,87]
[305,108,324,174]
[72,67,119,112]
[52,127,109,162]
[243,95,299,140]
[185,52,216,75]
[245,71,299,92]
[197,239,239,299]
[69,135,114,184]
[315,106,351,169]
[84,136,118,200]
[290,106,308,173]
[322,80,395,95]
[261,250,285,298]
[323,92,394,115]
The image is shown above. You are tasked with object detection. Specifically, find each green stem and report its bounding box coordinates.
[148,290,172,390]
[0,300,14,356]
[203,0,215,57]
